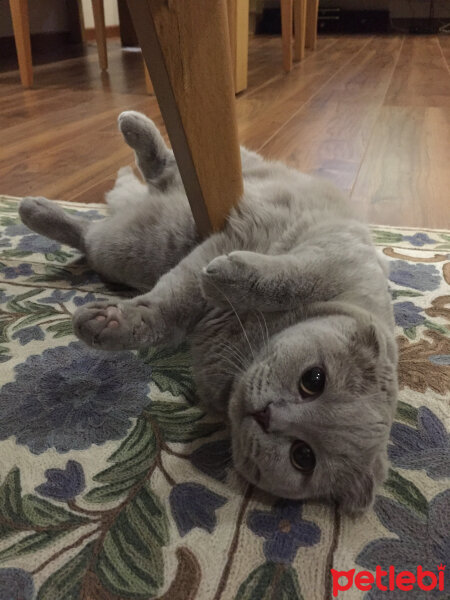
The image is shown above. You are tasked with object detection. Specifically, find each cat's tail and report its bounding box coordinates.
[19,197,89,252]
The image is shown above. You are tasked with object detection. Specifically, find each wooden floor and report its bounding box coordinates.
[1,34,450,229]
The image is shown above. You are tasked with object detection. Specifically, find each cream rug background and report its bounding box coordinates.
[0,196,448,600]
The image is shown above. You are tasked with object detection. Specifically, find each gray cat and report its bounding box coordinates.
[19,111,398,513]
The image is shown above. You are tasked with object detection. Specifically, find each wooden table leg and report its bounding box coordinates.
[91,0,108,71]
[126,0,243,236]
[293,0,307,62]
[305,0,319,50]
[281,0,293,73]
[9,0,33,87]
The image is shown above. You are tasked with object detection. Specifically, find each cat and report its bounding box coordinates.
[19,110,398,514]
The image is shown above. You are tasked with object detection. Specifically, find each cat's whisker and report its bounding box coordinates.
[216,362,246,380]
[254,311,265,348]
[216,340,252,375]
[225,343,251,368]
[255,310,270,356]
[207,279,255,361]
[217,340,246,365]
[259,310,270,352]
[216,348,245,375]
[217,340,250,371]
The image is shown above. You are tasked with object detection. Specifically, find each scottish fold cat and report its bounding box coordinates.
[19,111,398,513]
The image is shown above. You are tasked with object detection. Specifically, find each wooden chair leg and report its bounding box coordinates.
[91,0,108,71]
[280,0,293,73]
[305,0,319,51]
[227,0,249,93]
[9,0,33,87]
[126,0,243,236]
[77,0,87,43]
[293,0,307,62]
[143,62,154,95]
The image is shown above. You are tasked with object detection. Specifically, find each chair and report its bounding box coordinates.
[127,0,243,236]
[281,0,319,73]
[9,0,110,88]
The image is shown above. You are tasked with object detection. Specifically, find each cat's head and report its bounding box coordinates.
[228,311,398,514]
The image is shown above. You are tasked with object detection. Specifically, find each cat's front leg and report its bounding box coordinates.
[201,251,294,311]
[72,235,221,350]
[201,250,342,312]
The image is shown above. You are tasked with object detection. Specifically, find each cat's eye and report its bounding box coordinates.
[299,367,325,398]
[290,441,316,473]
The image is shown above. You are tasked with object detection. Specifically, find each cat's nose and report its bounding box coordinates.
[252,405,271,432]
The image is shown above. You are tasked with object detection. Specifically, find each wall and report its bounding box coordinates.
[252,0,450,18]
[0,0,70,37]
[320,0,450,18]
[390,0,450,19]
[80,0,119,28]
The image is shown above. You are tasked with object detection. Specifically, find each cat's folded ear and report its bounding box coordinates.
[338,470,375,515]
[351,321,381,357]
[360,323,381,355]
[338,453,388,515]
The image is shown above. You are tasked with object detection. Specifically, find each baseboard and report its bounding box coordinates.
[84,26,120,41]
[0,32,84,69]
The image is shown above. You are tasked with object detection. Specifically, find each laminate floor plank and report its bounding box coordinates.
[237,36,372,149]
[383,36,450,107]
[351,106,450,228]
[260,37,404,193]
[1,35,448,227]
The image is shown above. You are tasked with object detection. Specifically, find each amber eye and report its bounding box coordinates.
[290,441,316,473]
[299,367,325,398]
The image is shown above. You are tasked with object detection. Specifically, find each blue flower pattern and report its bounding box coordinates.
[0,290,13,304]
[247,500,321,563]
[403,233,436,246]
[357,491,450,598]
[35,460,86,501]
[0,568,34,600]
[389,407,450,479]
[389,261,441,292]
[1,263,33,279]
[39,289,76,304]
[0,342,153,453]
[18,233,61,254]
[393,301,425,328]
[4,223,32,237]
[73,292,107,306]
[169,483,227,536]
[11,325,45,345]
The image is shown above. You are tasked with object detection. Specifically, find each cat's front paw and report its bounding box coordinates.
[201,252,256,307]
[73,301,149,350]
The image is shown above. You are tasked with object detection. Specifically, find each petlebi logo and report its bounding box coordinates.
[331,564,446,597]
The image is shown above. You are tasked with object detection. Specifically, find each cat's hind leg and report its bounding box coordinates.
[118,111,178,190]
[19,197,88,252]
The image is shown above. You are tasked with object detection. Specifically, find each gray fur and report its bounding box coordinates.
[19,111,398,513]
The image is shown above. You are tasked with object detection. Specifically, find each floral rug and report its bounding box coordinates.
[0,195,448,600]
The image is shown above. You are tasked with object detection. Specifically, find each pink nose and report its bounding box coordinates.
[252,405,271,432]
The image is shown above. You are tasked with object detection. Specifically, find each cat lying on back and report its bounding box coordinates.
[19,111,398,513]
